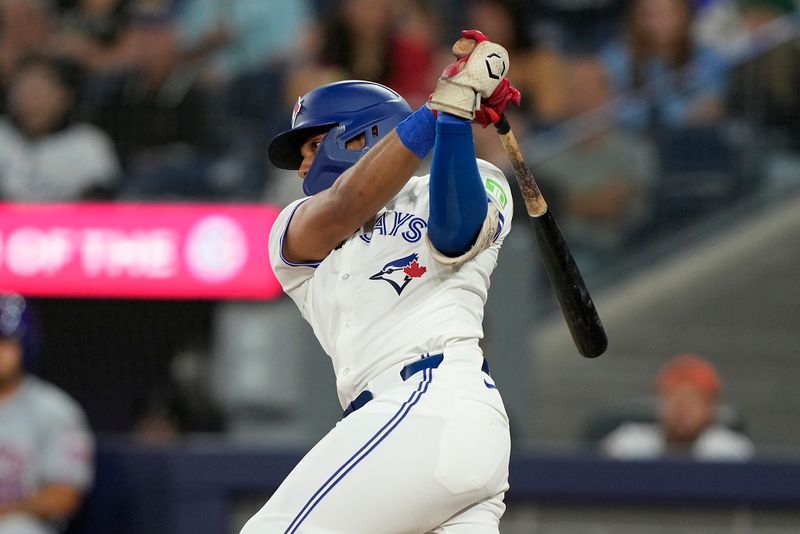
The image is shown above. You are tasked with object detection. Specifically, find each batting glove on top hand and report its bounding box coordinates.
[428,30,519,123]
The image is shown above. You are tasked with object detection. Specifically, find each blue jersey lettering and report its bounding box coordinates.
[401,217,427,243]
[359,211,427,244]
[389,213,414,236]
[373,213,388,236]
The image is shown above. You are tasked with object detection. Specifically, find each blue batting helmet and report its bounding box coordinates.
[0,293,40,371]
[268,80,412,196]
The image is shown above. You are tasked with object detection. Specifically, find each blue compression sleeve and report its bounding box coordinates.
[428,113,488,257]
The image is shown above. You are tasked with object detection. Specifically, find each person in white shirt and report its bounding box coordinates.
[242,30,522,533]
[0,54,119,202]
[602,353,754,461]
[0,294,94,534]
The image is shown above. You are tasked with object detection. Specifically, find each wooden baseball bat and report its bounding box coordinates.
[495,115,608,358]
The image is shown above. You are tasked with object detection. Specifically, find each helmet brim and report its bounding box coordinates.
[268,123,336,170]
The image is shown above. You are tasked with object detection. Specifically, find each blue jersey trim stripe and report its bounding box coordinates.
[284,368,434,533]
[493,210,505,242]
[486,197,506,243]
[279,198,322,268]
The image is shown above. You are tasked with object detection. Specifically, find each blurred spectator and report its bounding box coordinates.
[0,54,120,201]
[535,0,627,53]
[53,0,139,73]
[60,0,130,46]
[691,0,748,52]
[386,0,444,107]
[601,353,754,460]
[465,0,569,128]
[727,0,800,151]
[599,0,729,132]
[176,0,310,86]
[89,8,218,199]
[0,294,94,534]
[168,0,314,197]
[0,0,58,114]
[533,57,656,271]
[286,0,439,109]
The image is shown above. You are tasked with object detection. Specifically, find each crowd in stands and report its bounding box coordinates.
[2,6,793,504]
[0,0,796,267]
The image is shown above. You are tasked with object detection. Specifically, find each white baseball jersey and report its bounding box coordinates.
[244,159,514,534]
[268,159,513,408]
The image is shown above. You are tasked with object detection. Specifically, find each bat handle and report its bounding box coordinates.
[492,115,548,217]
[494,114,512,135]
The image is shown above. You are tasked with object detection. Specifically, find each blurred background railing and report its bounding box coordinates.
[0,0,798,532]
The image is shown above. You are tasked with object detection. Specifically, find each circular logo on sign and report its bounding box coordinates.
[184,215,248,283]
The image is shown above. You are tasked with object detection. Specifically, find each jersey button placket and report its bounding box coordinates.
[334,237,358,368]
[340,275,352,325]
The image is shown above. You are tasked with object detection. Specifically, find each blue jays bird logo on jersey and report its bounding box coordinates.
[369,253,427,295]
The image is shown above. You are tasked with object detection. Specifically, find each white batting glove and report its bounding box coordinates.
[428,30,510,121]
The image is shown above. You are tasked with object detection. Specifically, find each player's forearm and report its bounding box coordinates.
[4,484,83,521]
[322,131,422,229]
[334,132,419,204]
[284,106,436,263]
[286,132,421,262]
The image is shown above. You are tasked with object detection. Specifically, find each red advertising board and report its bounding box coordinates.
[0,203,283,300]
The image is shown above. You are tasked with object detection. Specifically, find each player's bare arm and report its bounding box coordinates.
[283,130,421,264]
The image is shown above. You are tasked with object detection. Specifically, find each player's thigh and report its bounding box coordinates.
[241,381,509,533]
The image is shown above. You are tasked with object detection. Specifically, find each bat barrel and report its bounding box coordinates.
[534,211,608,358]
[494,114,607,358]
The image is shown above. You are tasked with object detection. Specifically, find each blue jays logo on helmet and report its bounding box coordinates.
[268,80,413,196]
[369,253,427,295]
[291,97,303,128]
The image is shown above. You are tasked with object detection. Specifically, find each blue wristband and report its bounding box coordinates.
[396,105,436,159]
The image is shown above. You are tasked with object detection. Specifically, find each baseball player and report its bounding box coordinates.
[243,30,520,533]
[0,294,94,534]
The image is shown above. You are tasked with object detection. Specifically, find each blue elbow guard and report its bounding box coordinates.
[428,113,488,257]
